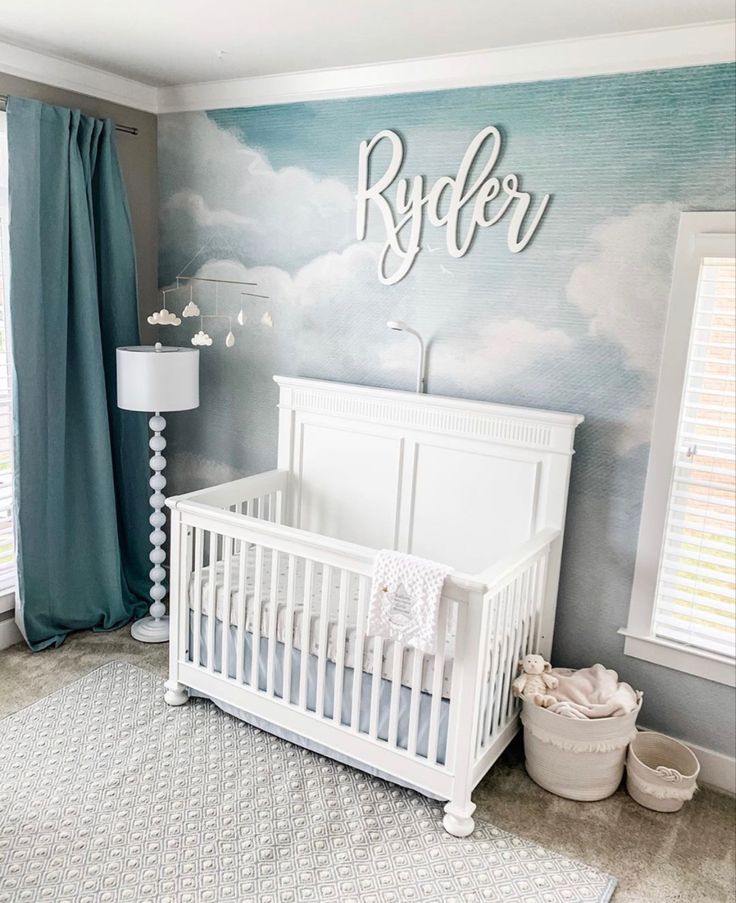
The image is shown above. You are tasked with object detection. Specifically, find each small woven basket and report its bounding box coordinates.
[522,697,642,801]
[626,732,700,812]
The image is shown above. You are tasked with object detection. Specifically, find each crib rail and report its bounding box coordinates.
[169,496,467,778]
[170,469,288,521]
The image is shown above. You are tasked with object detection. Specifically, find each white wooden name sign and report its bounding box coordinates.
[356,127,551,285]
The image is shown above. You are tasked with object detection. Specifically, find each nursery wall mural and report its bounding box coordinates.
[157,62,736,754]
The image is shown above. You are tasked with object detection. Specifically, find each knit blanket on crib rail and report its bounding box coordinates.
[367,550,453,654]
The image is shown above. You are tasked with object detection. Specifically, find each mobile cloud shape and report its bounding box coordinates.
[182,300,200,317]
[260,312,273,328]
[191,330,213,346]
[147,308,182,326]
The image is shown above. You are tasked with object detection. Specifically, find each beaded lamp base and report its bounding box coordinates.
[131,412,170,644]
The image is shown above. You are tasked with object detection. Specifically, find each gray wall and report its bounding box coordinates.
[0,72,158,319]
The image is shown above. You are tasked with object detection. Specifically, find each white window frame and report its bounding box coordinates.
[620,211,736,687]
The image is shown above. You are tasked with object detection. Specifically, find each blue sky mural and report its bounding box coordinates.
[158,62,735,752]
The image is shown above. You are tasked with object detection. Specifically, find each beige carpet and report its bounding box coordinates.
[2,628,735,902]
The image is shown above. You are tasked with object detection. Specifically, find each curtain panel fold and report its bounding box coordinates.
[7,96,150,649]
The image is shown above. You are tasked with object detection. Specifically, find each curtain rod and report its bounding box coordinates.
[0,95,139,135]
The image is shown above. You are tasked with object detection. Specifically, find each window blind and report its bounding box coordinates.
[654,254,736,658]
[0,113,15,596]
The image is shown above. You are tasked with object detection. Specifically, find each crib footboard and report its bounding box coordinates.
[164,475,559,838]
[164,483,485,810]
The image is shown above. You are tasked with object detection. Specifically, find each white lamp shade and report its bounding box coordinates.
[116,345,199,413]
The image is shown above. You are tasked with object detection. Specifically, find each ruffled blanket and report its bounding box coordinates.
[546,664,641,719]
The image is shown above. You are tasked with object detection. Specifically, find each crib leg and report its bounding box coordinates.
[164,679,189,706]
[442,799,476,838]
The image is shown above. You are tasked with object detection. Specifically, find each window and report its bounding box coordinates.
[622,212,736,686]
[0,112,15,603]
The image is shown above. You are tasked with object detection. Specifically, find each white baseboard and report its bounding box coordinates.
[0,614,22,650]
[639,726,735,796]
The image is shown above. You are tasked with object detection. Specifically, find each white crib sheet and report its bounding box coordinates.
[188,553,454,698]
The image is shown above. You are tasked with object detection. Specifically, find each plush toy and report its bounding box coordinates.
[512,654,559,707]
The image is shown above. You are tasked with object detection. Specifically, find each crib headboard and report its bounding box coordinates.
[274,376,583,574]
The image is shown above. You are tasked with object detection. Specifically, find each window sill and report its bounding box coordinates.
[0,589,14,615]
[619,628,736,687]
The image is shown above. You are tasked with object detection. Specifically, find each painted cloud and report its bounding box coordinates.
[566,202,681,376]
[147,308,182,326]
[379,317,574,392]
[158,113,355,274]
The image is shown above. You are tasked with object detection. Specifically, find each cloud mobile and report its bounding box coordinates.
[356,126,551,285]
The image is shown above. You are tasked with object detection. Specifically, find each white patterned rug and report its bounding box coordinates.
[0,662,616,902]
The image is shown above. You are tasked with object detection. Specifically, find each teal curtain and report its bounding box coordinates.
[7,97,150,650]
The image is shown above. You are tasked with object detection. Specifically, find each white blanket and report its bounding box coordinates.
[546,664,641,719]
[367,550,453,654]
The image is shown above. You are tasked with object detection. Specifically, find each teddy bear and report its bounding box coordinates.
[512,654,559,707]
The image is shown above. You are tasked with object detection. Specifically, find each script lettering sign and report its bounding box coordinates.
[356,127,550,285]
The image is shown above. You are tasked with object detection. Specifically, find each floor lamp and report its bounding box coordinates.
[116,342,199,643]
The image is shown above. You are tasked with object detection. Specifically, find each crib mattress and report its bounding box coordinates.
[188,552,454,698]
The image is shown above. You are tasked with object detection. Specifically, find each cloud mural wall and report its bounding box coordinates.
[158,63,736,754]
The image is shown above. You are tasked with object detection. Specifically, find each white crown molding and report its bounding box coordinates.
[0,20,733,117]
[0,40,158,113]
[157,21,735,114]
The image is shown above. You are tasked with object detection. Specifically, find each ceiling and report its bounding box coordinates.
[0,0,733,87]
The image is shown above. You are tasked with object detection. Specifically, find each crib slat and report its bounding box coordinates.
[206,531,218,673]
[298,559,314,710]
[235,538,248,683]
[191,527,204,667]
[489,587,507,736]
[315,565,332,719]
[332,570,349,726]
[427,597,448,763]
[481,591,503,749]
[519,562,537,659]
[368,636,384,740]
[350,577,369,732]
[250,544,265,690]
[282,554,297,704]
[406,648,424,756]
[513,568,532,713]
[533,553,549,651]
[504,571,525,721]
[266,547,280,695]
[220,535,234,677]
[491,586,512,734]
[387,641,404,747]
[474,592,493,757]
[275,490,284,526]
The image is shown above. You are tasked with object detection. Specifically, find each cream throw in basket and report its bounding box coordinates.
[522,698,642,801]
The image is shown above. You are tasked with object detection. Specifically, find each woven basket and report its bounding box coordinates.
[626,732,700,812]
[521,698,642,801]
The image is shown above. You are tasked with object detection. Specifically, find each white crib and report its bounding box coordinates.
[164,376,583,836]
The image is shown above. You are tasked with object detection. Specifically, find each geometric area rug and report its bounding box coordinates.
[0,662,616,902]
